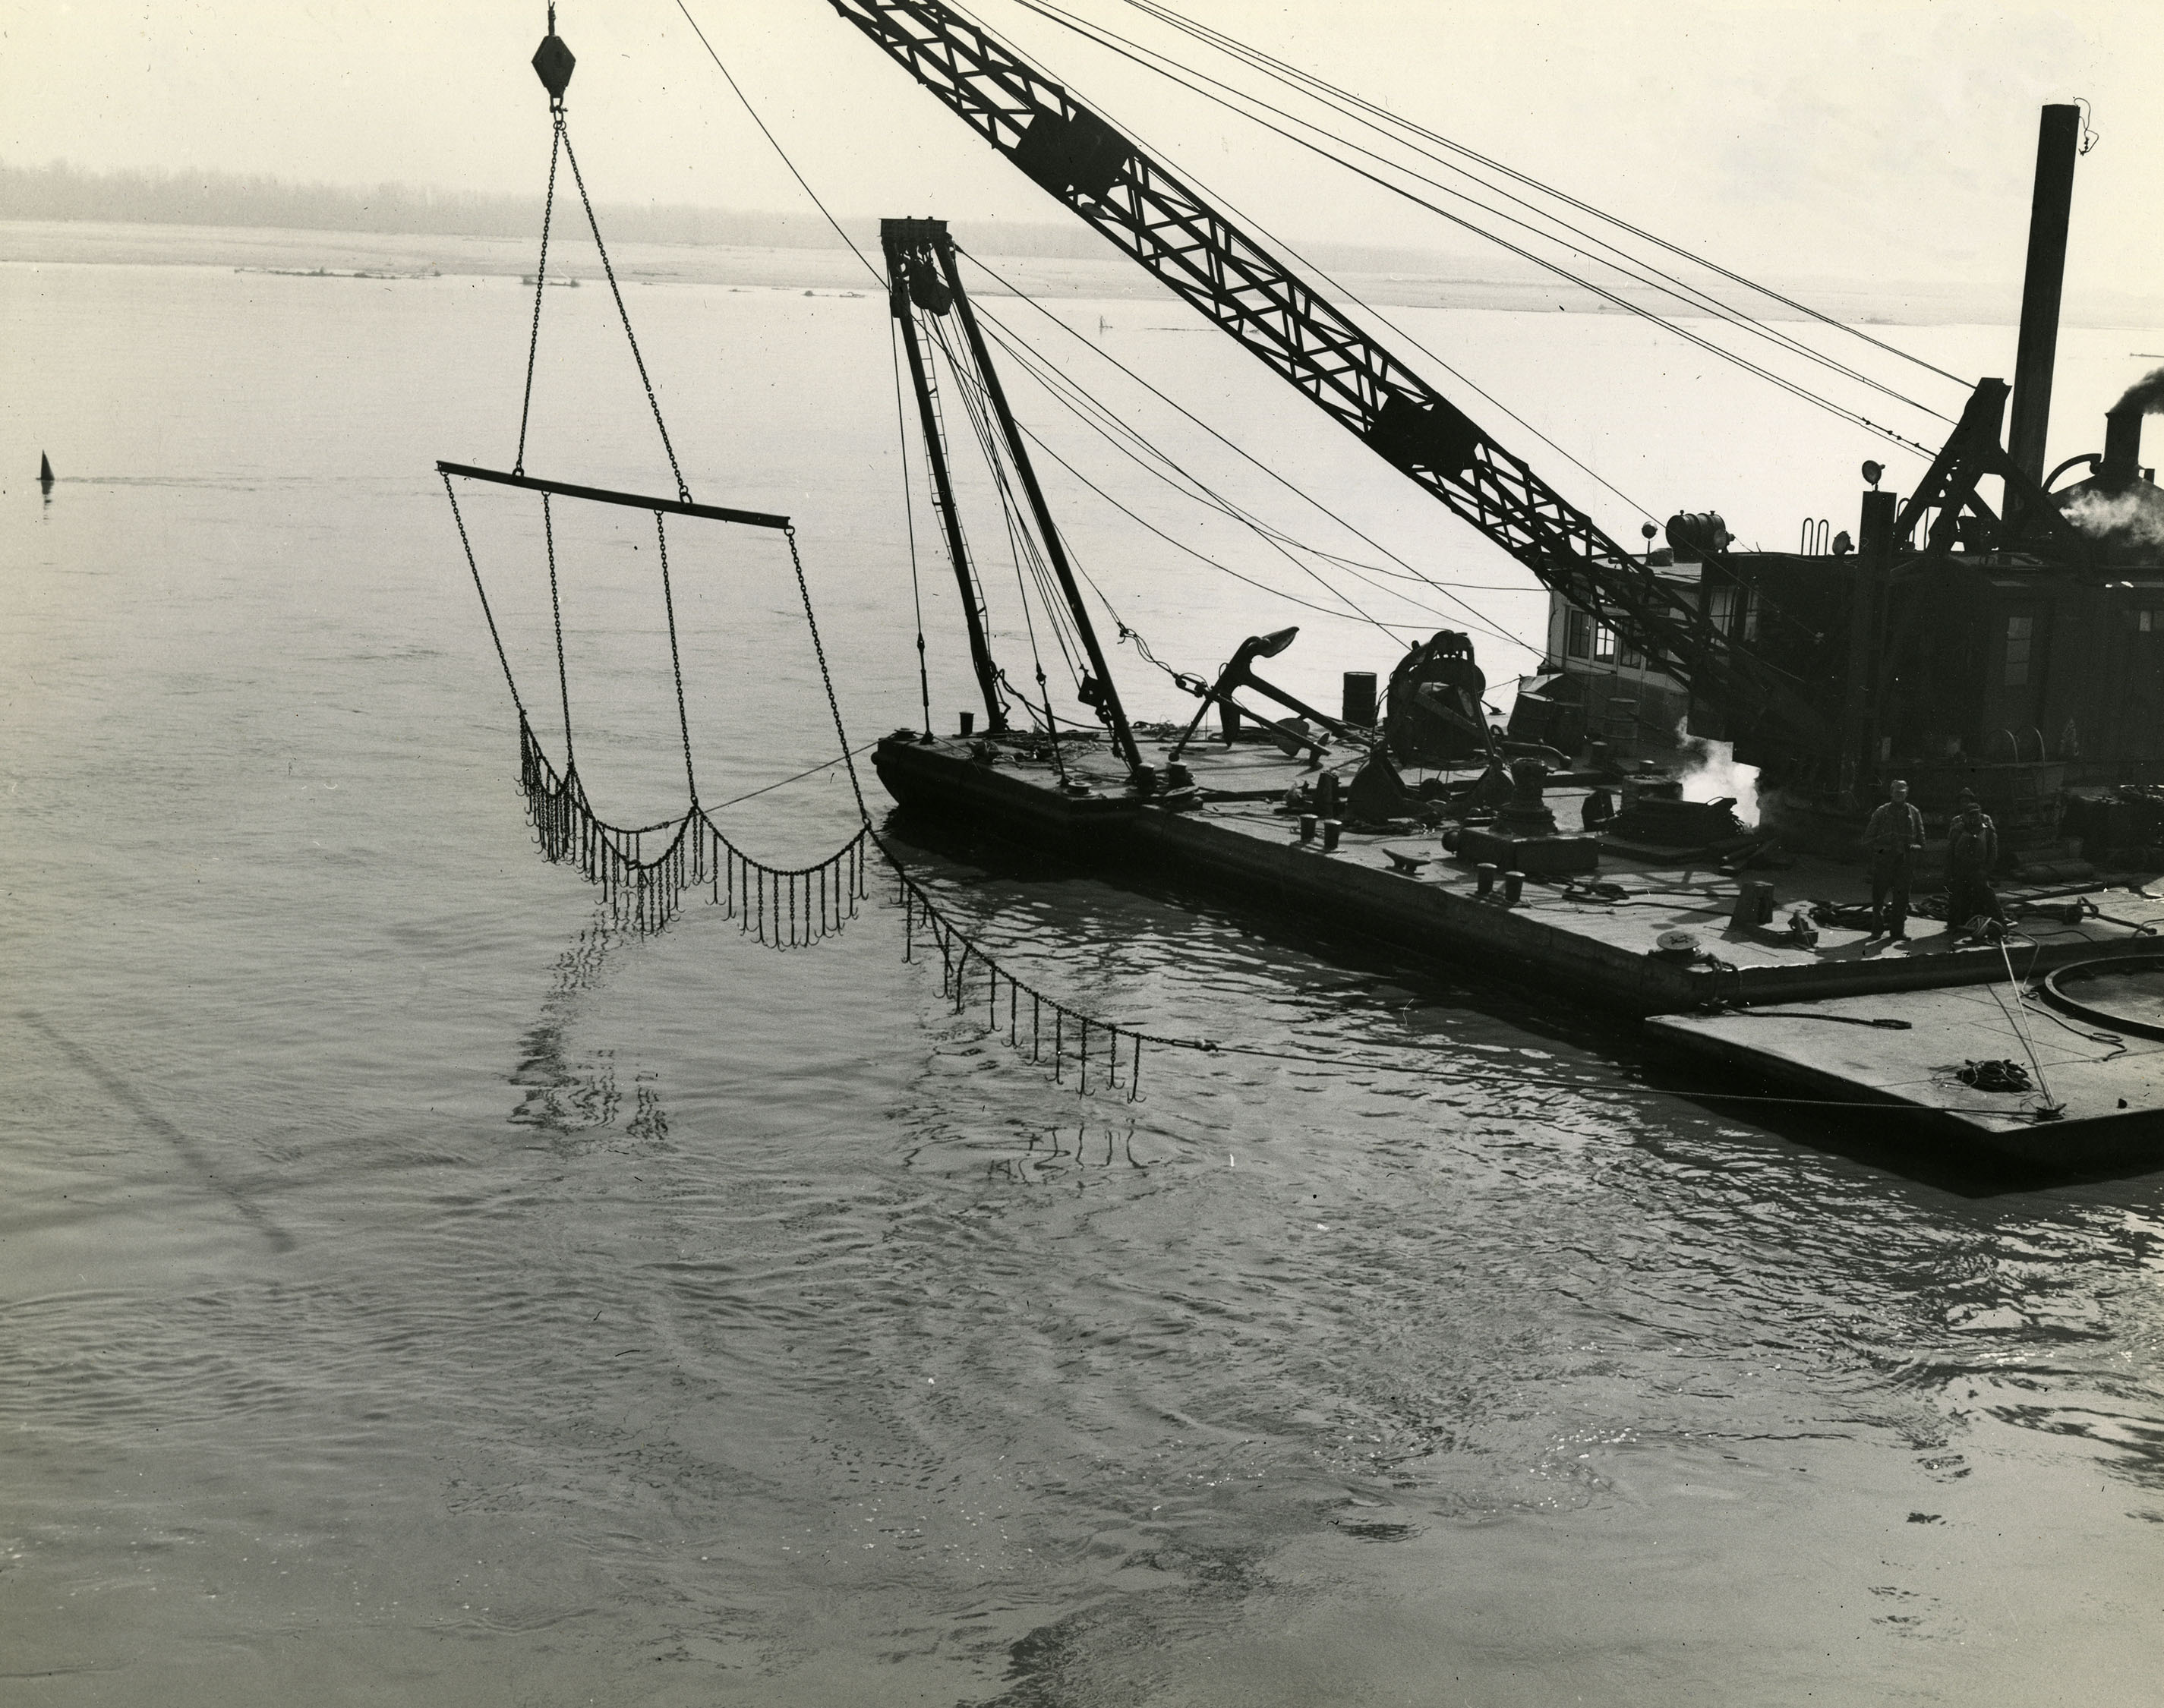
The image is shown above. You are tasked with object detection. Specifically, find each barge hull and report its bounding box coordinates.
[875,733,2164,1164]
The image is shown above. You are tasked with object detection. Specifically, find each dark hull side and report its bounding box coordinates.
[872,736,1144,849]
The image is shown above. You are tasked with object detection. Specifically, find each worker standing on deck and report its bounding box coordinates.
[1862,777,1924,939]
[1945,797,2005,936]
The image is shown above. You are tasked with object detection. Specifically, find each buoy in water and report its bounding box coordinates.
[39,451,55,493]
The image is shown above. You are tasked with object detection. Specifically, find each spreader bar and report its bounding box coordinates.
[437,462,790,531]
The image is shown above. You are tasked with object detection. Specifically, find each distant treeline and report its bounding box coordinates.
[0,156,1453,272]
[0,156,1109,258]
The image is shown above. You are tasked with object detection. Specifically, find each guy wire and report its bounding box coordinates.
[890,317,934,733]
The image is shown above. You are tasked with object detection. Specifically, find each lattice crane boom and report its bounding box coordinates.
[823,0,1830,746]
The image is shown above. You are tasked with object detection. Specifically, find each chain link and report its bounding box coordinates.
[557,121,691,504]
[513,118,563,477]
[786,527,869,823]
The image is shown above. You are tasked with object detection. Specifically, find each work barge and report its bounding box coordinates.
[820,0,2164,1171]
[769,5,2164,1165]
[432,11,2164,1174]
[405,6,2164,1174]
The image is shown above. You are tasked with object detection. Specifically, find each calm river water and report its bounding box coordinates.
[5,250,2163,1705]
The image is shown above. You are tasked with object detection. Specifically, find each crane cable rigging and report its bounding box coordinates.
[968,302,1528,644]
[1044,0,1970,420]
[1114,0,1976,392]
[920,305,1091,708]
[916,278,1432,648]
[984,0,1949,458]
[678,0,1674,666]
[678,0,1619,648]
[445,12,871,944]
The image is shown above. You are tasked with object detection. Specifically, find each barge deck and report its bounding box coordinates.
[876,730,2164,1164]
[1650,990,2164,1167]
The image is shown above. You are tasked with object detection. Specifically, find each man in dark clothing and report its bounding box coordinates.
[1861,778,1924,938]
[1945,799,2005,935]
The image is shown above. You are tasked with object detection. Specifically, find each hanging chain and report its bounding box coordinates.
[442,471,525,720]
[556,120,690,504]
[655,511,699,805]
[543,493,576,772]
[514,117,563,477]
[786,526,869,823]
[444,14,885,949]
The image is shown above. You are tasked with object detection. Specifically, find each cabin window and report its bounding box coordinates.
[1592,622,1616,663]
[1565,609,1593,659]
[2004,614,2034,687]
[1705,583,1757,639]
[1619,637,1646,670]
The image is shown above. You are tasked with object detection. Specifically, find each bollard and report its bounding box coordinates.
[1728,879,1774,932]
[1321,818,1342,851]
[1475,862,1497,897]
[1502,870,1525,905]
[1298,813,1317,842]
[1342,670,1378,726]
[959,711,975,737]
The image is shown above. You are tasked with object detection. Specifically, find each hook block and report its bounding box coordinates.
[532,31,575,103]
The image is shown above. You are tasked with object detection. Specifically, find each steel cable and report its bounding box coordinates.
[1117,0,1974,390]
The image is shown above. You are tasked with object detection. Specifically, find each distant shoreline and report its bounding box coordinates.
[5,217,2159,329]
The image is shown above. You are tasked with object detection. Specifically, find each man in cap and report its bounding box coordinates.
[1861,777,1924,938]
[1945,796,2005,938]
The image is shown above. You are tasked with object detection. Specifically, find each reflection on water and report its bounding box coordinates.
[3,259,2163,1704]
[511,924,623,1134]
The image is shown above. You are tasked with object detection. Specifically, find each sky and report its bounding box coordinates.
[3,1,2160,310]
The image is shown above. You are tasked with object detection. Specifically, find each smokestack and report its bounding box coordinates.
[2102,367,2164,488]
[2102,407,2143,488]
[2006,106,2082,488]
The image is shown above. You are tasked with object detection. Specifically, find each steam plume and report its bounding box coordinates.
[2065,486,2164,547]
[1673,720,1759,826]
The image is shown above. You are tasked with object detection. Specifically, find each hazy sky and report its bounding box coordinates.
[5,1,2159,304]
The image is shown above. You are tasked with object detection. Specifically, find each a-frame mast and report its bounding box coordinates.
[884,218,1007,733]
[887,216,1143,772]
[929,232,1141,774]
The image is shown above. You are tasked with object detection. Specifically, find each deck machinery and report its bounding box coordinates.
[1682,102,2162,846]
[828,2,2159,852]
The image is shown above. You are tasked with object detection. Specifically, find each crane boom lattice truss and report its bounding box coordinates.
[825,0,1830,746]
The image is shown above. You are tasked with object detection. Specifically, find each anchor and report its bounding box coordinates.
[1166,627,1374,765]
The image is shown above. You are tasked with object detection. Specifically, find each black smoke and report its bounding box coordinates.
[2112,365,2164,415]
